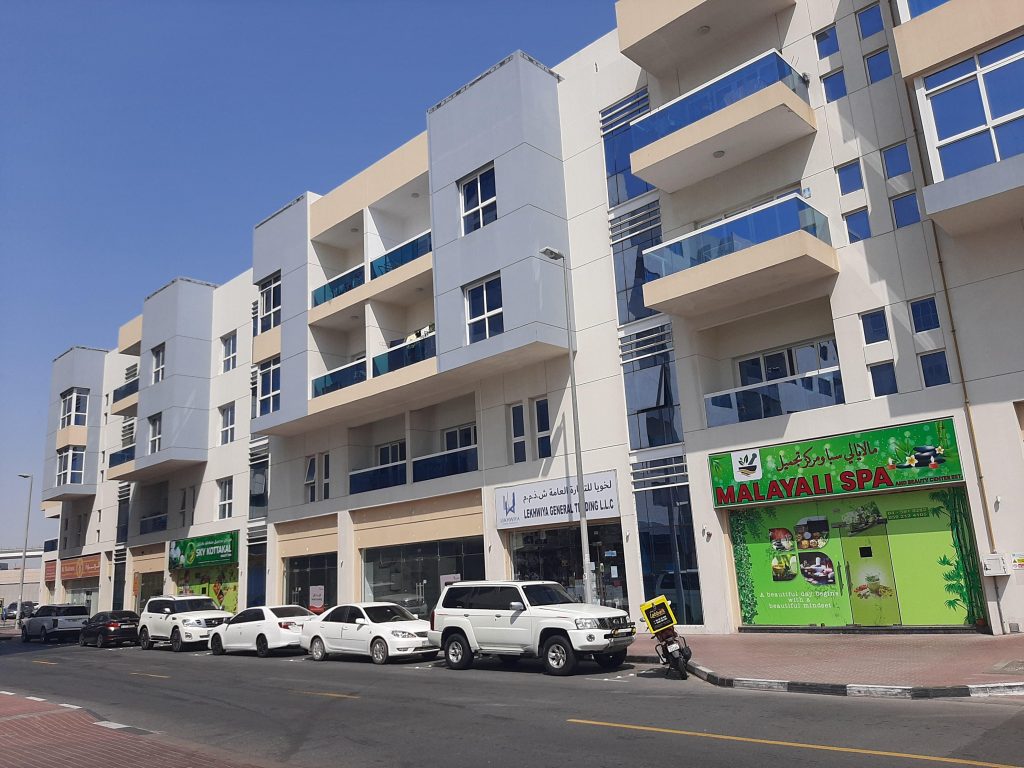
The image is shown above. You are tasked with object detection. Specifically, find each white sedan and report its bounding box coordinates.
[210,605,314,657]
[300,602,438,664]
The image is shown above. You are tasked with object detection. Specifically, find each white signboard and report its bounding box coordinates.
[309,585,325,609]
[495,470,619,530]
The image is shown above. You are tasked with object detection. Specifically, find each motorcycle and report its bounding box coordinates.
[652,625,691,679]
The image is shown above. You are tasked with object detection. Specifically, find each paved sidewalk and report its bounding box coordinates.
[0,624,20,640]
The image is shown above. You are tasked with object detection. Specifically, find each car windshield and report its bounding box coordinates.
[58,606,89,616]
[111,611,139,620]
[364,605,417,623]
[270,606,313,619]
[523,583,577,606]
[175,598,220,612]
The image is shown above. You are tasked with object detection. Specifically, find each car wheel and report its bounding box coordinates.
[310,636,328,662]
[370,638,389,665]
[256,634,270,658]
[139,627,152,650]
[542,634,577,676]
[78,632,87,648]
[443,632,473,670]
[170,628,184,653]
[210,634,225,656]
[498,654,520,667]
[419,651,439,662]
[21,626,29,643]
[594,650,627,670]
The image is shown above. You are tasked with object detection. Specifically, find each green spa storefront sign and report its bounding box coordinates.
[168,531,238,570]
[710,419,986,628]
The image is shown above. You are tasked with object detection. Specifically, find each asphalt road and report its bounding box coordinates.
[1,636,1023,768]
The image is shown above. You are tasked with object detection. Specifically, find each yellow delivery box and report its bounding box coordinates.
[640,595,677,635]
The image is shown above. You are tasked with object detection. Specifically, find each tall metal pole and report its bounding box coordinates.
[16,474,33,626]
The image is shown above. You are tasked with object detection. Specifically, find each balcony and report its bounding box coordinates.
[117,315,142,356]
[110,377,139,416]
[629,51,815,192]
[139,514,168,535]
[705,367,844,427]
[923,153,1024,235]
[616,0,797,75]
[109,446,136,468]
[349,462,407,495]
[642,195,838,324]
[373,334,436,377]
[312,265,365,308]
[312,359,368,398]
[412,446,478,483]
[370,231,431,279]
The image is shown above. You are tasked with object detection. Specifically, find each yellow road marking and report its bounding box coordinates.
[567,719,1020,768]
[129,672,170,679]
[31,660,58,666]
[290,690,359,700]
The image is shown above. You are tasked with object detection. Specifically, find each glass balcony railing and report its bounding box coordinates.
[643,195,831,281]
[139,513,168,535]
[311,359,368,398]
[311,265,365,307]
[908,0,950,18]
[370,231,431,279]
[109,446,135,468]
[43,539,58,553]
[372,334,436,377]
[412,446,478,483]
[704,367,844,427]
[112,378,139,403]
[631,51,809,150]
[349,462,407,494]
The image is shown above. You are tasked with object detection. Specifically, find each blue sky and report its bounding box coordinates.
[0,0,616,545]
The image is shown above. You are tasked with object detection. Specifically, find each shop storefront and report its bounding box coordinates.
[169,532,240,613]
[496,471,629,609]
[131,545,166,612]
[277,515,338,613]
[42,560,56,604]
[712,418,986,628]
[60,554,101,614]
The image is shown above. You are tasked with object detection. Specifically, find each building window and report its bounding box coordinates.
[737,337,840,386]
[461,166,497,235]
[882,142,912,178]
[600,89,654,207]
[509,404,527,464]
[635,484,703,624]
[376,440,406,465]
[870,361,898,396]
[857,3,884,38]
[823,69,847,103]
[257,272,282,334]
[891,192,922,228]
[911,297,940,332]
[151,344,165,384]
[466,276,503,343]
[257,357,281,416]
[534,398,552,459]
[815,26,839,59]
[249,440,270,520]
[610,200,661,325]
[321,453,330,500]
[443,424,477,451]
[865,49,893,84]
[923,34,1024,180]
[921,351,952,387]
[861,310,890,344]
[217,477,233,519]
[59,388,89,428]
[148,414,162,454]
[304,456,317,503]
[845,208,871,243]
[56,446,85,486]
[178,488,188,527]
[222,332,237,373]
[219,403,235,445]
[621,325,683,451]
[836,161,864,194]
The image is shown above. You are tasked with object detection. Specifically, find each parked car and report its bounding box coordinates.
[378,592,429,619]
[78,611,140,647]
[301,602,437,664]
[21,604,89,643]
[428,580,635,676]
[210,605,314,657]
[138,595,232,652]
[5,601,36,621]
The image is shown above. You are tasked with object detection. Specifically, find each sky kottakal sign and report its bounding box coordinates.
[709,418,963,509]
[168,531,238,570]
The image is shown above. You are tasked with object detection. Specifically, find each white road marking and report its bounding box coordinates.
[94,721,130,729]
[25,696,46,701]
[59,703,81,709]
[0,691,14,696]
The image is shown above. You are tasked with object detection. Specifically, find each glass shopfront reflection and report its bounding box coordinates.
[635,485,704,624]
[510,523,629,610]
[286,553,337,614]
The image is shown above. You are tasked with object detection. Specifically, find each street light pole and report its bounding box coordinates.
[540,246,595,605]
[16,473,33,626]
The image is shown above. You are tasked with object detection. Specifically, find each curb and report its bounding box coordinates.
[626,654,1024,699]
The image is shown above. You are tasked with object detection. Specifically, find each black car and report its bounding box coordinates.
[78,610,140,647]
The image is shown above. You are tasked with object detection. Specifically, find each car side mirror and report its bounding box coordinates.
[509,601,525,612]
[354,617,367,625]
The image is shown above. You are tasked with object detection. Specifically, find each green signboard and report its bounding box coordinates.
[710,418,963,509]
[169,531,238,570]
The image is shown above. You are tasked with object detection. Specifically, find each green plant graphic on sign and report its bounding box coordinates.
[928,487,985,625]
[937,554,968,614]
[729,509,763,624]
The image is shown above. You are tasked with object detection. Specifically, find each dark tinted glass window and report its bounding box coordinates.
[470,587,522,611]
[921,351,951,387]
[442,587,474,609]
[870,362,898,396]
[270,606,313,619]
[911,298,940,332]
[861,310,889,343]
[60,606,89,616]
[90,613,106,624]
[111,611,139,621]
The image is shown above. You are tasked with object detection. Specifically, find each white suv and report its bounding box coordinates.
[138,595,232,652]
[428,580,635,676]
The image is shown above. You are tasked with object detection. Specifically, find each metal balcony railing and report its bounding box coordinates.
[704,367,844,427]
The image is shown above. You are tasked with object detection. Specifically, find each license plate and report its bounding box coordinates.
[666,642,680,653]
[121,624,136,629]
[611,628,634,637]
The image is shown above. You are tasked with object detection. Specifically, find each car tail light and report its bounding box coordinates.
[429,610,435,631]
[278,621,296,630]
[105,622,121,629]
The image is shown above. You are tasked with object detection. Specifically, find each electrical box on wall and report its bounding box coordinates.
[981,553,1010,577]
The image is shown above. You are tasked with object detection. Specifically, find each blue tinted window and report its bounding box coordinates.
[612,203,661,325]
[921,352,951,387]
[908,0,949,17]
[911,297,940,332]
[930,79,986,141]
[622,350,683,450]
[995,116,1024,161]
[823,70,847,103]
[882,143,912,178]
[923,59,974,91]
[939,131,996,177]
[861,310,889,344]
[635,485,703,624]
[891,193,921,228]
[738,357,763,386]
[982,58,1024,119]
[978,34,1024,67]
[603,127,654,207]
[857,4,884,39]
[837,161,864,194]
[816,27,839,58]
[845,209,871,243]
[866,49,892,83]
[870,362,898,396]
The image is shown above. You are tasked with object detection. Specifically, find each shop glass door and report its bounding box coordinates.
[835,499,901,626]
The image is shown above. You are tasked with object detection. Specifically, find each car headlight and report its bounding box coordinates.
[390,630,417,639]
[181,618,201,628]
[575,618,600,630]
